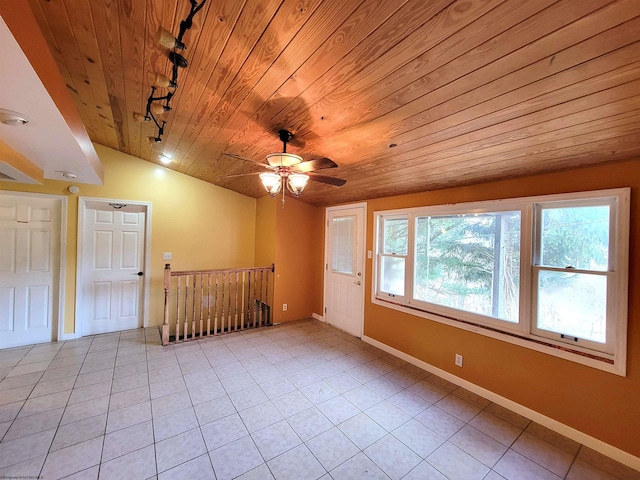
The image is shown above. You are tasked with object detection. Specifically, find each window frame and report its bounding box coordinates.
[377,214,410,299]
[531,197,620,354]
[409,207,527,335]
[372,188,630,376]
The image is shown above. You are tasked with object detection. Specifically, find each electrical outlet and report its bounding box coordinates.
[455,354,463,367]
[163,252,172,260]
[282,303,288,311]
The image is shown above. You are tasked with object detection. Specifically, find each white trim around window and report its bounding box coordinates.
[372,188,630,375]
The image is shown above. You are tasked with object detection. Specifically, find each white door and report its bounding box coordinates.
[80,204,145,335]
[324,204,366,337]
[0,193,62,348]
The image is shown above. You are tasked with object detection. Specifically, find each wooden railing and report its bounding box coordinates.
[162,264,274,345]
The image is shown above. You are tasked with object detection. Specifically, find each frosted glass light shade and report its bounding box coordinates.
[287,173,309,196]
[154,73,176,88]
[260,173,282,196]
[150,103,169,115]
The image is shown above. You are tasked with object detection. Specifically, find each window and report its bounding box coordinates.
[331,216,355,274]
[532,201,615,353]
[413,211,521,324]
[374,189,629,375]
[379,216,408,296]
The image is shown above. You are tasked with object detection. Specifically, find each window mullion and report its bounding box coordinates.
[519,204,533,335]
[406,213,415,305]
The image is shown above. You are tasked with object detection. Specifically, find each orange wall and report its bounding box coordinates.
[255,195,277,267]
[268,196,324,323]
[361,158,640,457]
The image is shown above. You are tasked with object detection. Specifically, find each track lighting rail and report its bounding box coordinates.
[134,0,206,145]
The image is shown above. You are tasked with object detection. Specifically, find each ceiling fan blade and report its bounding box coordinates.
[224,152,275,170]
[307,172,346,186]
[292,157,338,173]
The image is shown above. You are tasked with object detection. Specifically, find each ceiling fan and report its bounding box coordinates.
[224,129,346,207]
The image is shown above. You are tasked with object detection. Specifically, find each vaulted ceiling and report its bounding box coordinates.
[26,0,640,205]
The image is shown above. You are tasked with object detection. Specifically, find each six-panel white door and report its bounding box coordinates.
[81,207,144,335]
[324,205,366,338]
[0,194,60,348]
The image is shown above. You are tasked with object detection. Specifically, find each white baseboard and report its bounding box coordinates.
[362,334,640,472]
[312,313,325,322]
[58,332,80,341]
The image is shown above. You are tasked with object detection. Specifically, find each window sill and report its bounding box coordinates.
[372,296,625,376]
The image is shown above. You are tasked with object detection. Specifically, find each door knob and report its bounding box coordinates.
[137,272,144,276]
[353,281,361,285]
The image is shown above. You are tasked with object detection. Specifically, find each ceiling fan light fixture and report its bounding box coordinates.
[266,152,302,167]
[260,173,282,197]
[287,173,309,197]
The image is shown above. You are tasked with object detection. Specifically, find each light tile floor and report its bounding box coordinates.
[0,319,638,480]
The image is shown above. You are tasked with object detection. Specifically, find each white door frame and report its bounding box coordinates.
[76,197,152,337]
[0,190,67,344]
[323,202,367,337]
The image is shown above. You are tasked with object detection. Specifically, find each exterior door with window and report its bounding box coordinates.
[324,204,365,337]
[0,193,62,348]
[80,204,145,335]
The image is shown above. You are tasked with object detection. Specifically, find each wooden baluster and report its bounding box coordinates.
[162,264,171,345]
[213,272,219,335]
[248,270,254,328]
[220,272,225,334]
[253,269,258,328]
[183,275,189,341]
[198,273,203,339]
[259,269,264,326]
[265,266,270,326]
[175,276,181,342]
[227,272,232,332]
[240,271,246,329]
[234,271,239,332]
[191,274,196,340]
[206,273,211,336]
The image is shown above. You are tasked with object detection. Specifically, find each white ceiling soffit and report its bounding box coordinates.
[0,161,40,184]
[0,15,102,185]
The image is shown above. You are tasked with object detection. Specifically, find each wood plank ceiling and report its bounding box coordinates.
[27,0,640,205]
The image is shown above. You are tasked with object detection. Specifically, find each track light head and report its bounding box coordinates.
[157,27,185,50]
[154,73,177,89]
[133,112,150,122]
[150,103,170,115]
